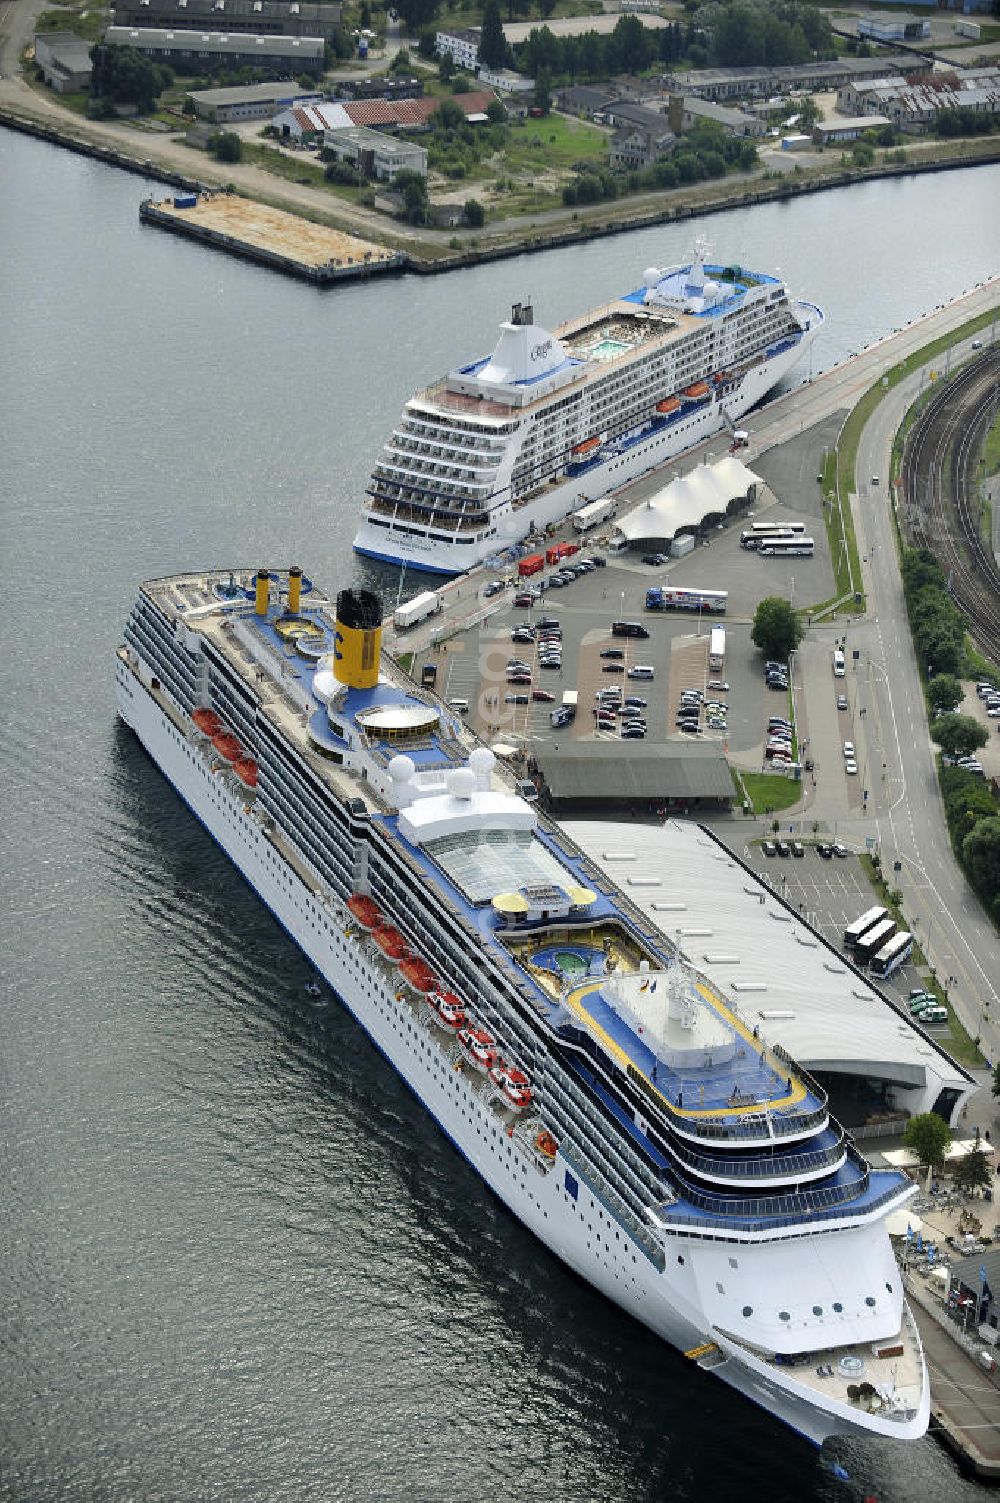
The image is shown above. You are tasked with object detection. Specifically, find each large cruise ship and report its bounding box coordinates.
[117,567,928,1448]
[353,249,823,574]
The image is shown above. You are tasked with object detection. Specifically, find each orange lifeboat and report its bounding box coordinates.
[234,759,258,787]
[399,956,436,993]
[489,1061,533,1110]
[212,733,242,761]
[373,926,407,960]
[428,990,466,1030]
[655,396,680,414]
[534,1129,558,1160]
[457,1027,498,1072]
[192,708,222,735]
[571,436,601,455]
[347,894,382,929]
[682,381,710,400]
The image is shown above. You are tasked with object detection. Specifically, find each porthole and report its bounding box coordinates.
[742,1305,753,1318]
[865,1296,876,1308]
[778,1311,790,1322]
[812,1306,823,1316]
[885,1282,893,1295]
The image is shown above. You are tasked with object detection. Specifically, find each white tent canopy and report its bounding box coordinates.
[615,454,762,544]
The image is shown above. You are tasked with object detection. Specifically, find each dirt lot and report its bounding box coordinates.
[148,192,396,268]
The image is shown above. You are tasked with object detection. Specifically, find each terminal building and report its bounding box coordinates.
[611,454,762,553]
[559,819,974,1131]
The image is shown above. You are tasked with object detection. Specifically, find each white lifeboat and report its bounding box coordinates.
[457,1027,498,1072]
[489,1061,533,1110]
[428,989,466,1030]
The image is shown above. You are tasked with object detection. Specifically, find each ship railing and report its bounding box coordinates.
[559,1142,665,1271]
[650,1174,906,1237]
[771,1045,829,1113]
[660,1132,847,1184]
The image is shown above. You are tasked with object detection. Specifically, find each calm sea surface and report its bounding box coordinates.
[1,131,998,1502]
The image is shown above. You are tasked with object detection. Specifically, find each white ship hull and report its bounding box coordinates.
[115,651,927,1450]
[354,323,819,577]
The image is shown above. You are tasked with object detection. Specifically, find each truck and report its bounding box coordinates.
[545,541,580,566]
[573,496,617,534]
[709,625,726,673]
[393,589,442,631]
[518,553,545,578]
[551,689,577,728]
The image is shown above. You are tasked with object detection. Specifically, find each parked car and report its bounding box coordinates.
[843,741,855,758]
[504,693,529,705]
[531,689,556,703]
[833,843,849,858]
[641,552,668,566]
[624,696,647,710]
[603,664,625,674]
[837,694,848,711]
[600,648,625,660]
[791,841,805,857]
[816,842,832,859]
[919,1007,948,1025]
[483,580,504,598]
[845,759,858,775]
[775,839,790,857]
[513,594,534,607]
[678,722,700,734]
[761,840,777,857]
[621,726,646,739]
[707,680,729,693]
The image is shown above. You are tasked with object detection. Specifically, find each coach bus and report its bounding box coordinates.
[757,536,815,558]
[844,907,889,951]
[740,523,806,550]
[870,931,914,978]
[854,918,897,967]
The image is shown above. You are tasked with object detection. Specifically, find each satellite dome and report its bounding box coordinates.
[313,668,338,704]
[643,267,661,288]
[468,747,495,774]
[703,280,720,304]
[388,754,416,784]
[449,768,476,801]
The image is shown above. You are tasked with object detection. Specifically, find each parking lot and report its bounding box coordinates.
[741,839,934,1015]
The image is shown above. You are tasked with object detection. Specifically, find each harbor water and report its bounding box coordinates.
[1,129,998,1501]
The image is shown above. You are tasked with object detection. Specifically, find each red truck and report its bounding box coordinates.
[544,542,579,566]
[518,553,545,577]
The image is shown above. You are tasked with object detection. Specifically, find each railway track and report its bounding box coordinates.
[901,348,1000,666]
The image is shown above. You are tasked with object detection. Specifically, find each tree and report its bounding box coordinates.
[953,1133,992,1196]
[931,713,988,760]
[991,1060,1000,1099]
[486,97,505,125]
[463,197,485,226]
[927,675,964,717]
[89,43,164,113]
[479,0,508,69]
[390,47,411,73]
[534,66,552,116]
[751,597,802,662]
[210,130,242,163]
[963,817,1000,909]
[393,168,428,223]
[904,1113,951,1178]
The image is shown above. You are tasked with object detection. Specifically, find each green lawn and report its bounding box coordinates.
[503,113,608,172]
[739,771,803,815]
[36,4,106,41]
[982,408,1000,480]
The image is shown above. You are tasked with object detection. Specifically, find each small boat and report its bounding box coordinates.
[655,396,680,414]
[457,1027,498,1072]
[489,1061,533,1110]
[306,981,322,997]
[571,436,601,456]
[534,1129,558,1159]
[428,990,466,1030]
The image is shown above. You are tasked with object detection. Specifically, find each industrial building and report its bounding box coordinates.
[188,80,318,122]
[856,12,931,44]
[534,744,735,817]
[103,26,325,70]
[324,125,428,182]
[837,66,1000,131]
[33,31,93,92]
[109,0,341,38]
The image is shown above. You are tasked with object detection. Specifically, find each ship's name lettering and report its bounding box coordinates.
[531,340,552,362]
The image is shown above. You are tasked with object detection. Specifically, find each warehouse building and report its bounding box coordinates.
[34,31,93,92]
[104,26,325,71]
[109,0,342,40]
[188,80,319,122]
[534,744,735,817]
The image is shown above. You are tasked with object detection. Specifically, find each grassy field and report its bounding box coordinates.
[503,114,608,172]
[739,771,803,815]
[982,409,1000,480]
[36,3,105,41]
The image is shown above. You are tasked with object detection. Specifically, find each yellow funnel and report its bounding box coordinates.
[333,588,382,690]
[288,565,302,615]
[255,569,270,616]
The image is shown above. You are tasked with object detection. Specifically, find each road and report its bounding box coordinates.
[848,318,1000,1065]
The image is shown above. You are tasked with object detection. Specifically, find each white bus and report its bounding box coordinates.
[854,919,896,967]
[757,536,815,558]
[709,625,726,672]
[740,523,805,550]
[833,649,846,678]
[844,907,888,950]
[870,931,914,978]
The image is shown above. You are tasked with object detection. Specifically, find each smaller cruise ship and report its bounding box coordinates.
[354,248,823,574]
